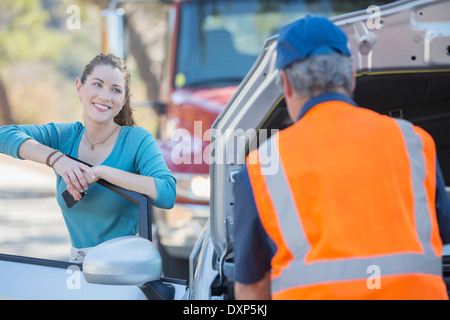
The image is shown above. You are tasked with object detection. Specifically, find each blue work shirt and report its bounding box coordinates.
[233,93,450,284]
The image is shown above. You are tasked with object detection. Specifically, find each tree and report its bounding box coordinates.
[125,2,168,103]
[89,0,168,103]
[0,0,64,124]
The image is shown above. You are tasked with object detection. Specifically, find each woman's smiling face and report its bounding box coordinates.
[76,64,127,124]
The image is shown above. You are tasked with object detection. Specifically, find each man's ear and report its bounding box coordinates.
[351,67,356,92]
[280,70,293,98]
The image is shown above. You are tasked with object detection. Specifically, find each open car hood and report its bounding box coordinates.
[209,0,450,259]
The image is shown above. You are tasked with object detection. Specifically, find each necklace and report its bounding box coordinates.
[84,125,119,150]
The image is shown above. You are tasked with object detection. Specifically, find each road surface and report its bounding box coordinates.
[0,153,71,261]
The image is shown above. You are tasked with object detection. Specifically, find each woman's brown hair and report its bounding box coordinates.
[80,53,135,127]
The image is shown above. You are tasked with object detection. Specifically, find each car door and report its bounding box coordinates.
[0,158,174,300]
[0,256,147,300]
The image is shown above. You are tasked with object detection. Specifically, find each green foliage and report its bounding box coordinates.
[0,0,66,69]
[0,0,105,125]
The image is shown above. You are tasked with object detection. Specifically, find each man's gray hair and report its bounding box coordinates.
[284,53,353,97]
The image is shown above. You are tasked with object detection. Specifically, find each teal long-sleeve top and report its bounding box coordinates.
[0,122,176,248]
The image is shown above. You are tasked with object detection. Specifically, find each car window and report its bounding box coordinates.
[0,154,71,261]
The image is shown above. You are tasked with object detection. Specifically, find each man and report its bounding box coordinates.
[233,15,450,299]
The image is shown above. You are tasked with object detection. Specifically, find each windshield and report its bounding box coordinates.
[175,0,394,88]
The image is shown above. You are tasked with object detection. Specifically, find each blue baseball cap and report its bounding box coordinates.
[276,15,351,70]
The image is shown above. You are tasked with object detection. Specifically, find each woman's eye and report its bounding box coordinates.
[112,88,122,94]
[93,82,102,88]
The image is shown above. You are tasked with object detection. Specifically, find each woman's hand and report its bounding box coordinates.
[16,140,98,201]
[82,166,101,185]
[52,155,97,201]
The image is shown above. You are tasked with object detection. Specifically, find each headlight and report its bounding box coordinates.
[174,173,210,201]
[190,176,210,199]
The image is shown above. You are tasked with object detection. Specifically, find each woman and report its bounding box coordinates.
[0,53,176,262]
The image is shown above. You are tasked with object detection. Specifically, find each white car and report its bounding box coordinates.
[1,0,449,300]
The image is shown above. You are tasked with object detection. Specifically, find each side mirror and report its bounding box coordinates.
[83,236,162,286]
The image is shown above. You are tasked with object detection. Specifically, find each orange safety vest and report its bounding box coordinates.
[246,100,448,300]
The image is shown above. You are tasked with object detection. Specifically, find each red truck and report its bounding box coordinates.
[153,0,354,278]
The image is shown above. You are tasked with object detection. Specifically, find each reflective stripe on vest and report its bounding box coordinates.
[256,118,441,295]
